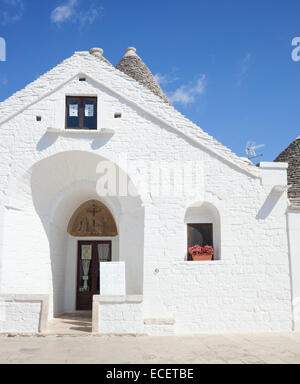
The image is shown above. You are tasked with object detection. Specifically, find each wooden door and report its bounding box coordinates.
[77,241,112,311]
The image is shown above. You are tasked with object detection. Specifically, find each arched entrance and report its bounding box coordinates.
[67,200,118,310]
[19,150,146,319]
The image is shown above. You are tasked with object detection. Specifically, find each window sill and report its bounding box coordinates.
[47,127,115,135]
[179,260,224,266]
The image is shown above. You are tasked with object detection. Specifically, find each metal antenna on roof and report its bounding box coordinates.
[246,141,265,160]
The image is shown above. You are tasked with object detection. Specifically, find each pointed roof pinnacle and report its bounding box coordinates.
[89,47,113,66]
[124,47,138,57]
[90,47,104,57]
[116,47,171,105]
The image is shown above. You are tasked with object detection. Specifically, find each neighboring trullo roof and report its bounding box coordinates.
[0,47,259,178]
[275,136,300,204]
[116,47,171,105]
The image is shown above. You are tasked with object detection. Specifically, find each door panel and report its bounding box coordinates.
[77,241,111,311]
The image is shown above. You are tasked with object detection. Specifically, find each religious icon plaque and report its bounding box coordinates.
[68,200,118,237]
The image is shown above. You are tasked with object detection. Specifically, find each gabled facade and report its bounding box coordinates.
[0,47,294,335]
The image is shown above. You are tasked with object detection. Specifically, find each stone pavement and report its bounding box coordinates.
[0,333,300,364]
[46,312,93,335]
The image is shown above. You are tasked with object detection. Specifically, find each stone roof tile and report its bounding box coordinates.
[116,47,171,105]
[275,136,300,202]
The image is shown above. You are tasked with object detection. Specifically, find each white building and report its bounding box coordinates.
[0,47,296,335]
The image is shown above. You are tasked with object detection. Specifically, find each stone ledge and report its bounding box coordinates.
[259,162,288,170]
[144,318,175,326]
[93,295,143,304]
[177,260,224,266]
[47,127,115,135]
[0,294,49,302]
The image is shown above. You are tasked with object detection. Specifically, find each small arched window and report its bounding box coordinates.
[185,202,221,261]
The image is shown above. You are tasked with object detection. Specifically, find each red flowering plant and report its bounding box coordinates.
[201,245,214,255]
[188,245,202,257]
[189,245,214,261]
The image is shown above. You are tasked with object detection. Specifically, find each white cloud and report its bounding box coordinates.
[237,52,252,87]
[51,0,102,27]
[51,0,77,23]
[154,73,167,85]
[168,75,206,105]
[154,72,179,86]
[78,7,99,25]
[0,0,24,25]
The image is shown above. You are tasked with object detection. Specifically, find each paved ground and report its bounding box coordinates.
[46,312,93,335]
[0,333,300,364]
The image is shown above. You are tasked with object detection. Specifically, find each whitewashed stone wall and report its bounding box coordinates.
[0,295,48,334]
[287,207,300,331]
[0,302,41,333]
[94,296,143,334]
[0,51,294,333]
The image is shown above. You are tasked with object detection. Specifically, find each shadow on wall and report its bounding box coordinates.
[36,133,58,151]
[256,189,285,220]
[36,132,112,152]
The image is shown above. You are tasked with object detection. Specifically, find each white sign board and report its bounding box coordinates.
[100,262,126,296]
[69,104,78,117]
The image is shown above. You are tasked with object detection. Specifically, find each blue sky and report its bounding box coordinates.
[0,0,300,161]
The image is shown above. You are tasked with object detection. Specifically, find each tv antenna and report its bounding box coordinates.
[246,141,265,160]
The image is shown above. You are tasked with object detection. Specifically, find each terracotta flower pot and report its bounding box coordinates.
[192,254,213,261]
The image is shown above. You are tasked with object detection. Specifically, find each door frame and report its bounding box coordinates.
[76,240,112,311]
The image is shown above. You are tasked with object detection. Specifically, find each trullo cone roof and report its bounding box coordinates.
[116,47,171,105]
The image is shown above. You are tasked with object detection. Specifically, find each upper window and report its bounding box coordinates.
[66,96,97,130]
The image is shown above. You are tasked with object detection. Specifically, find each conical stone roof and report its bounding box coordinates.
[275,136,300,204]
[116,47,171,105]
